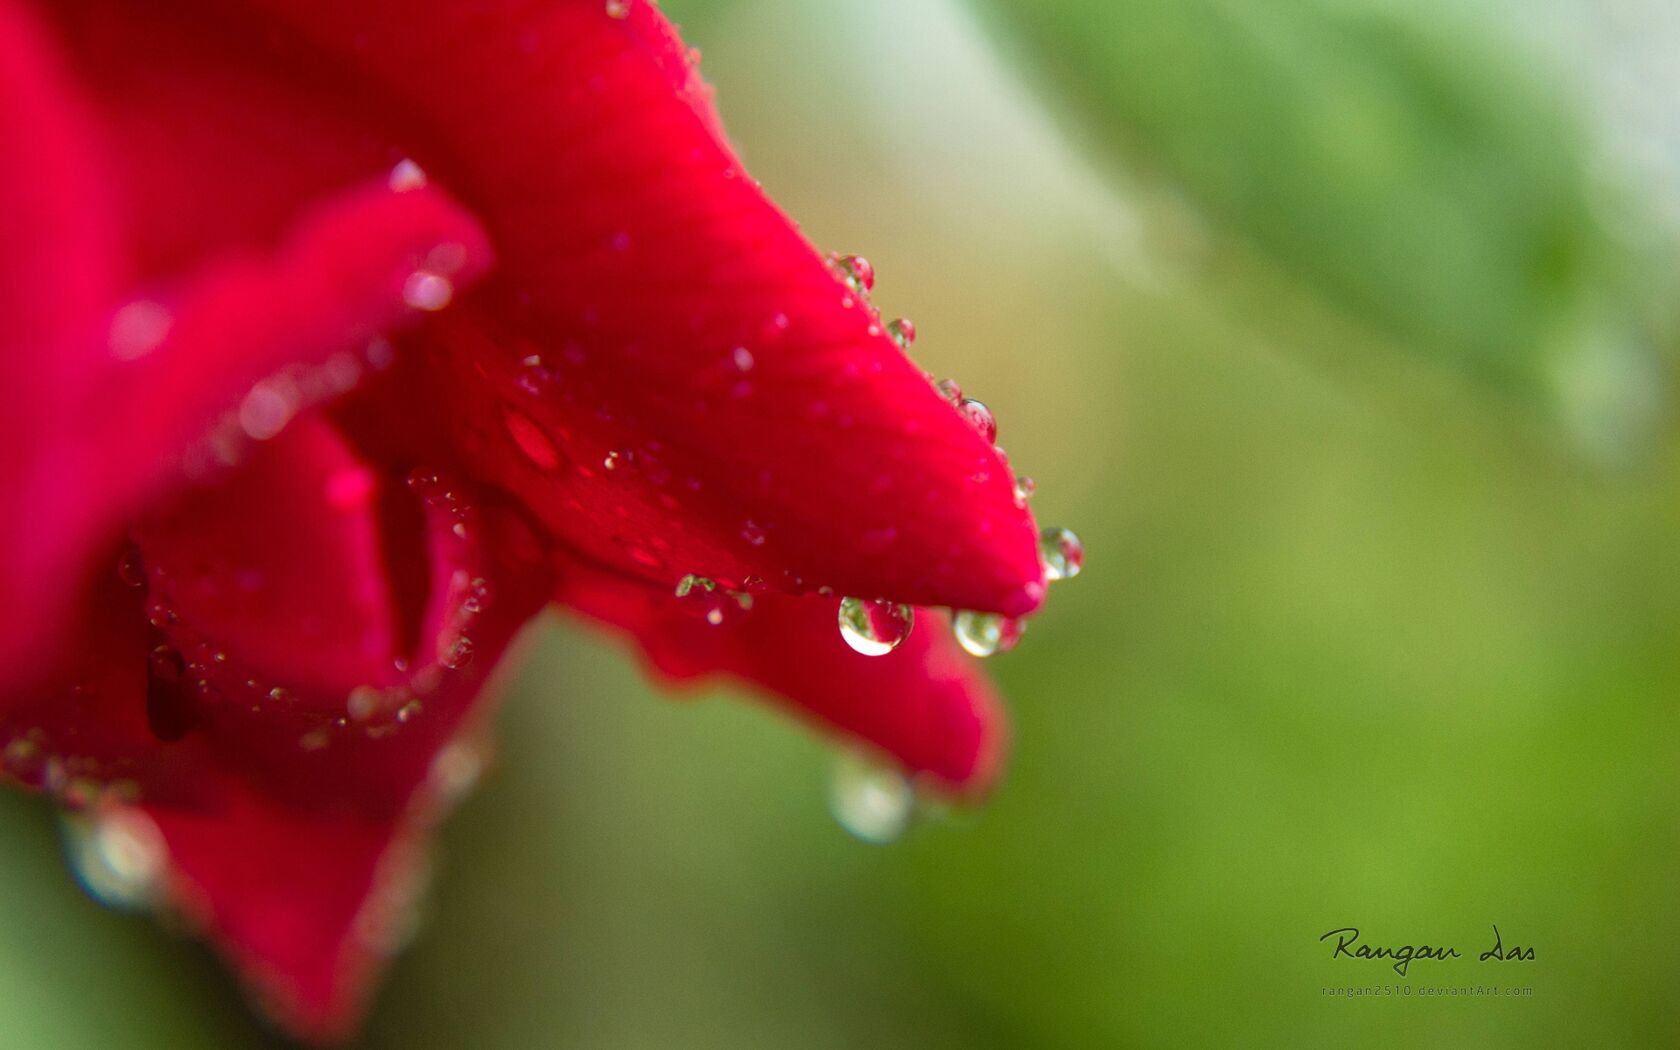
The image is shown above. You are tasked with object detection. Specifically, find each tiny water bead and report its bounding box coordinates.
[1039,526,1084,581]
[952,610,1025,658]
[1013,475,1037,506]
[828,752,914,844]
[604,0,630,18]
[934,377,962,403]
[829,253,875,293]
[886,317,916,349]
[837,597,914,656]
[958,397,997,444]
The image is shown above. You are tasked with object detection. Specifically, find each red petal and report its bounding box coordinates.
[136,416,428,704]
[1,175,491,687]
[2,445,549,1041]
[0,0,121,684]
[226,0,1046,616]
[556,555,1007,795]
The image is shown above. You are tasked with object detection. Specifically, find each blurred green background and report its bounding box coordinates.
[3,0,1679,1045]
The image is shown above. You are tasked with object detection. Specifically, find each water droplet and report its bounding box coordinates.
[396,699,423,723]
[439,635,474,669]
[952,610,1025,658]
[731,346,755,372]
[402,271,454,311]
[934,377,962,403]
[605,0,630,17]
[837,597,914,656]
[347,686,383,722]
[388,158,427,192]
[829,253,875,292]
[109,300,172,361]
[502,408,562,471]
[603,449,628,472]
[238,379,298,440]
[886,318,916,349]
[675,574,749,625]
[828,751,913,844]
[1013,475,1036,506]
[957,398,996,443]
[1039,526,1084,581]
[64,808,166,911]
[739,520,766,547]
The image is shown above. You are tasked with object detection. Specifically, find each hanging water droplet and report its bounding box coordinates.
[828,751,913,844]
[837,597,914,656]
[1039,526,1084,581]
[675,574,749,625]
[829,253,875,293]
[886,318,916,349]
[952,610,1025,658]
[934,377,963,403]
[1013,475,1036,506]
[63,808,166,911]
[958,398,997,443]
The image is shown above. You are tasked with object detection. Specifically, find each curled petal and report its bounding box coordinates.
[2,445,548,1040]
[1,175,492,687]
[231,0,1046,615]
[556,555,1008,795]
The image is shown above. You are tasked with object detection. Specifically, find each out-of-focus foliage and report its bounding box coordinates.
[977,0,1654,395]
[2,1,1677,1048]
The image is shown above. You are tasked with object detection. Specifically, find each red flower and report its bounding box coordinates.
[0,0,1071,1039]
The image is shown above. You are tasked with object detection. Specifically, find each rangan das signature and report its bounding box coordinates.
[1319,925,1536,976]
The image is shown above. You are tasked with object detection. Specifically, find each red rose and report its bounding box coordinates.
[0,0,1071,1039]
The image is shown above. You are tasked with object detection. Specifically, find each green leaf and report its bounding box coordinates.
[976,0,1627,389]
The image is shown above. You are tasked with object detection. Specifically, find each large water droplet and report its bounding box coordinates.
[958,398,997,444]
[63,808,166,911]
[837,597,914,656]
[1039,526,1084,581]
[830,253,875,293]
[952,610,1025,658]
[829,752,913,844]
